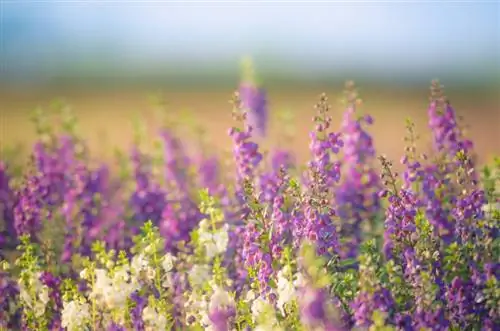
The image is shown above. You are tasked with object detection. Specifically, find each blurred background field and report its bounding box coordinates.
[1,1,499,166]
[1,86,499,168]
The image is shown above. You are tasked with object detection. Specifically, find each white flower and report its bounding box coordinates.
[198,222,229,259]
[161,253,176,273]
[131,254,149,274]
[79,268,88,280]
[213,225,229,253]
[276,267,296,315]
[19,286,32,307]
[189,264,211,287]
[61,300,90,331]
[90,267,138,310]
[33,285,50,316]
[293,272,305,288]
[18,272,50,316]
[200,311,211,328]
[113,266,130,283]
[198,230,212,244]
[483,202,499,219]
[144,244,154,254]
[245,289,257,302]
[142,305,167,331]
[34,301,46,317]
[146,267,156,281]
[199,218,211,231]
[251,296,269,322]
[205,242,219,260]
[92,269,112,302]
[209,286,234,312]
[106,260,114,269]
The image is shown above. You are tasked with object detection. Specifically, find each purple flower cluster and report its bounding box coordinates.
[239,84,268,139]
[0,162,16,249]
[0,79,498,331]
[336,105,381,260]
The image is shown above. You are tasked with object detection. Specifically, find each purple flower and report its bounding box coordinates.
[0,270,20,330]
[61,163,113,261]
[302,202,338,258]
[130,291,147,331]
[428,100,473,160]
[229,127,263,193]
[351,288,395,327]
[299,286,346,331]
[194,154,221,197]
[444,276,475,327]
[308,130,343,187]
[159,200,202,252]
[239,84,267,138]
[129,147,166,226]
[241,223,273,293]
[13,173,44,240]
[208,307,234,331]
[107,322,126,331]
[270,149,295,174]
[382,189,418,260]
[159,129,191,197]
[39,271,63,328]
[270,195,291,260]
[0,162,16,248]
[336,108,381,260]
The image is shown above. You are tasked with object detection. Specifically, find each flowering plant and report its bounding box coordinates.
[0,74,498,331]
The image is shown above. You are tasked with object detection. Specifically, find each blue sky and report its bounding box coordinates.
[1,1,499,83]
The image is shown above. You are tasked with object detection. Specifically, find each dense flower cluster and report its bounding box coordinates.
[0,75,499,331]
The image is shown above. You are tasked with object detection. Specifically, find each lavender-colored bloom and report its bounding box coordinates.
[129,147,166,226]
[336,109,380,260]
[452,189,486,243]
[241,222,272,293]
[130,291,147,331]
[208,307,234,331]
[107,322,126,331]
[303,202,338,258]
[270,149,295,174]
[444,276,475,327]
[13,173,44,239]
[223,223,248,295]
[301,100,344,257]
[401,155,424,190]
[238,84,267,138]
[0,162,16,248]
[159,200,202,252]
[61,163,112,261]
[420,166,455,244]
[428,100,473,160]
[308,130,343,187]
[32,135,77,206]
[382,189,418,260]
[194,154,221,197]
[159,129,191,197]
[0,270,20,330]
[229,127,263,200]
[351,288,395,327]
[39,271,62,328]
[258,171,280,206]
[270,195,291,260]
[299,286,346,331]
[411,307,449,331]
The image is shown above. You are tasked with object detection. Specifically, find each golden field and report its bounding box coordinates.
[1,86,499,167]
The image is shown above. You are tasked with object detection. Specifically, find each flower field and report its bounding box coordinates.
[0,72,499,331]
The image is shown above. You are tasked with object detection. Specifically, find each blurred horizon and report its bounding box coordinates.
[2,1,499,164]
[2,1,499,89]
